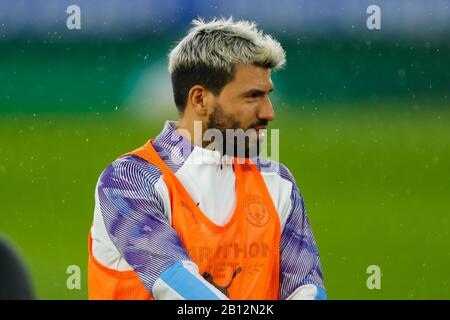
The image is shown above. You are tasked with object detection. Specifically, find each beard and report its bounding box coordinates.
[205,101,267,159]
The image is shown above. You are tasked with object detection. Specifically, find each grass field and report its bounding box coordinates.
[1,103,449,299]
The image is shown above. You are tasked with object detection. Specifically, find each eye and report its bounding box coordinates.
[246,91,262,99]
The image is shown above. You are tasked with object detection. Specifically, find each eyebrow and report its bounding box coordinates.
[241,88,273,97]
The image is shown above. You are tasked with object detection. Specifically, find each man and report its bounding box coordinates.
[88,17,326,300]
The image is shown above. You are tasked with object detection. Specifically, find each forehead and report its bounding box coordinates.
[225,64,273,91]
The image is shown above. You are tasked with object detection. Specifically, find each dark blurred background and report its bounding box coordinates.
[0,0,449,299]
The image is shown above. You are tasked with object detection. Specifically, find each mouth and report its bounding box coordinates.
[254,126,267,131]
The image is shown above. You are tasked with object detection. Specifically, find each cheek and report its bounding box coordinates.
[226,102,250,117]
[221,99,258,127]
[239,102,259,123]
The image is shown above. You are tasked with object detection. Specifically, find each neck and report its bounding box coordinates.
[176,117,207,148]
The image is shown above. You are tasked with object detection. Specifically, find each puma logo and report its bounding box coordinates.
[202,267,242,297]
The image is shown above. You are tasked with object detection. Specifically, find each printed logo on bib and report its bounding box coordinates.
[188,242,271,263]
[203,267,242,297]
[188,241,270,290]
[244,195,269,227]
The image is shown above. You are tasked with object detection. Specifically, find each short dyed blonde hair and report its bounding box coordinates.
[168,17,286,73]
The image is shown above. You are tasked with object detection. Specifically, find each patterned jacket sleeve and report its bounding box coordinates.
[278,164,327,300]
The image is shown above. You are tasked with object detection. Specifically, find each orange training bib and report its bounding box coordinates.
[88,140,280,300]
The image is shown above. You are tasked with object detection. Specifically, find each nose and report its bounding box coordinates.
[258,98,275,122]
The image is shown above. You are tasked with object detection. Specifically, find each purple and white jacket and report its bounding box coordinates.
[91,121,326,300]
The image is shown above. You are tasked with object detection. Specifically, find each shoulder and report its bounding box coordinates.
[98,155,164,188]
[96,155,169,213]
[253,157,297,186]
[95,154,172,222]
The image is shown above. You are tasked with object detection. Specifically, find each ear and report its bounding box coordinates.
[187,85,209,117]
